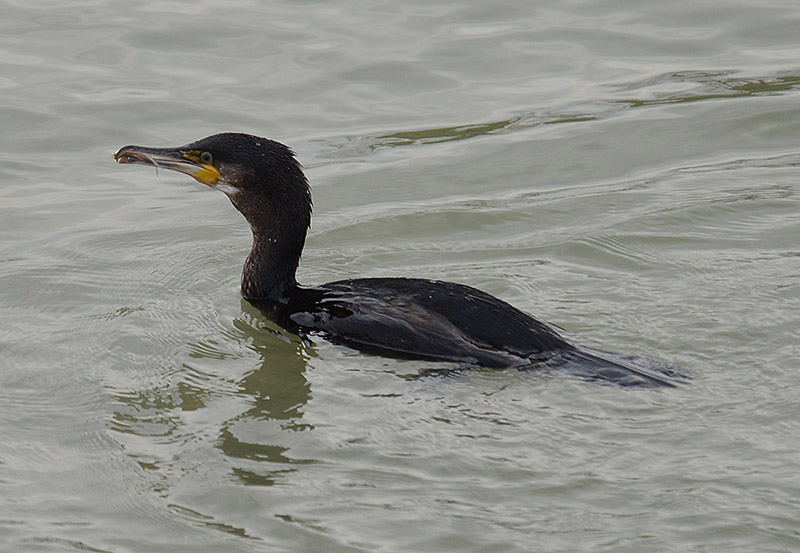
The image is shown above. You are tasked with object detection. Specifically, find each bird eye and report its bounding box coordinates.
[200,151,213,164]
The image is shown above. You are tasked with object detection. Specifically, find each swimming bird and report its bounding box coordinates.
[114,132,682,387]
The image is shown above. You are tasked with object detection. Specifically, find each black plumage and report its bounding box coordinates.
[115,132,682,387]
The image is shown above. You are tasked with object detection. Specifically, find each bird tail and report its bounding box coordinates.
[549,345,686,388]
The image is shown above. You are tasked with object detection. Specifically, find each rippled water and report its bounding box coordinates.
[2,1,800,552]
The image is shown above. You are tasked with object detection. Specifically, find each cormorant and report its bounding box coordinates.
[114,132,682,387]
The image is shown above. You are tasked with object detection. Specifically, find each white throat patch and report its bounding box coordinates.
[213,182,239,196]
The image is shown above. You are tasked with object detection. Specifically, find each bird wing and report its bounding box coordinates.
[287,278,564,366]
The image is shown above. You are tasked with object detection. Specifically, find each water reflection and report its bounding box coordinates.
[325,112,597,156]
[614,72,800,108]
[322,71,800,158]
[110,299,319,490]
[219,302,316,487]
[229,302,314,425]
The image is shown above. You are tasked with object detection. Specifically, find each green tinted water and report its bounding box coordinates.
[1,1,799,552]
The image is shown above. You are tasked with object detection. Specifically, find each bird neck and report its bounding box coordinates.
[231,190,310,302]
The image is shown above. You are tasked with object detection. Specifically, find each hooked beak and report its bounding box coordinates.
[113,144,221,185]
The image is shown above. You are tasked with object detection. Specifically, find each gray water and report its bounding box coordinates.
[2,1,800,552]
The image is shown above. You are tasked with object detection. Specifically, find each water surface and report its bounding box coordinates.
[1,1,799,552]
